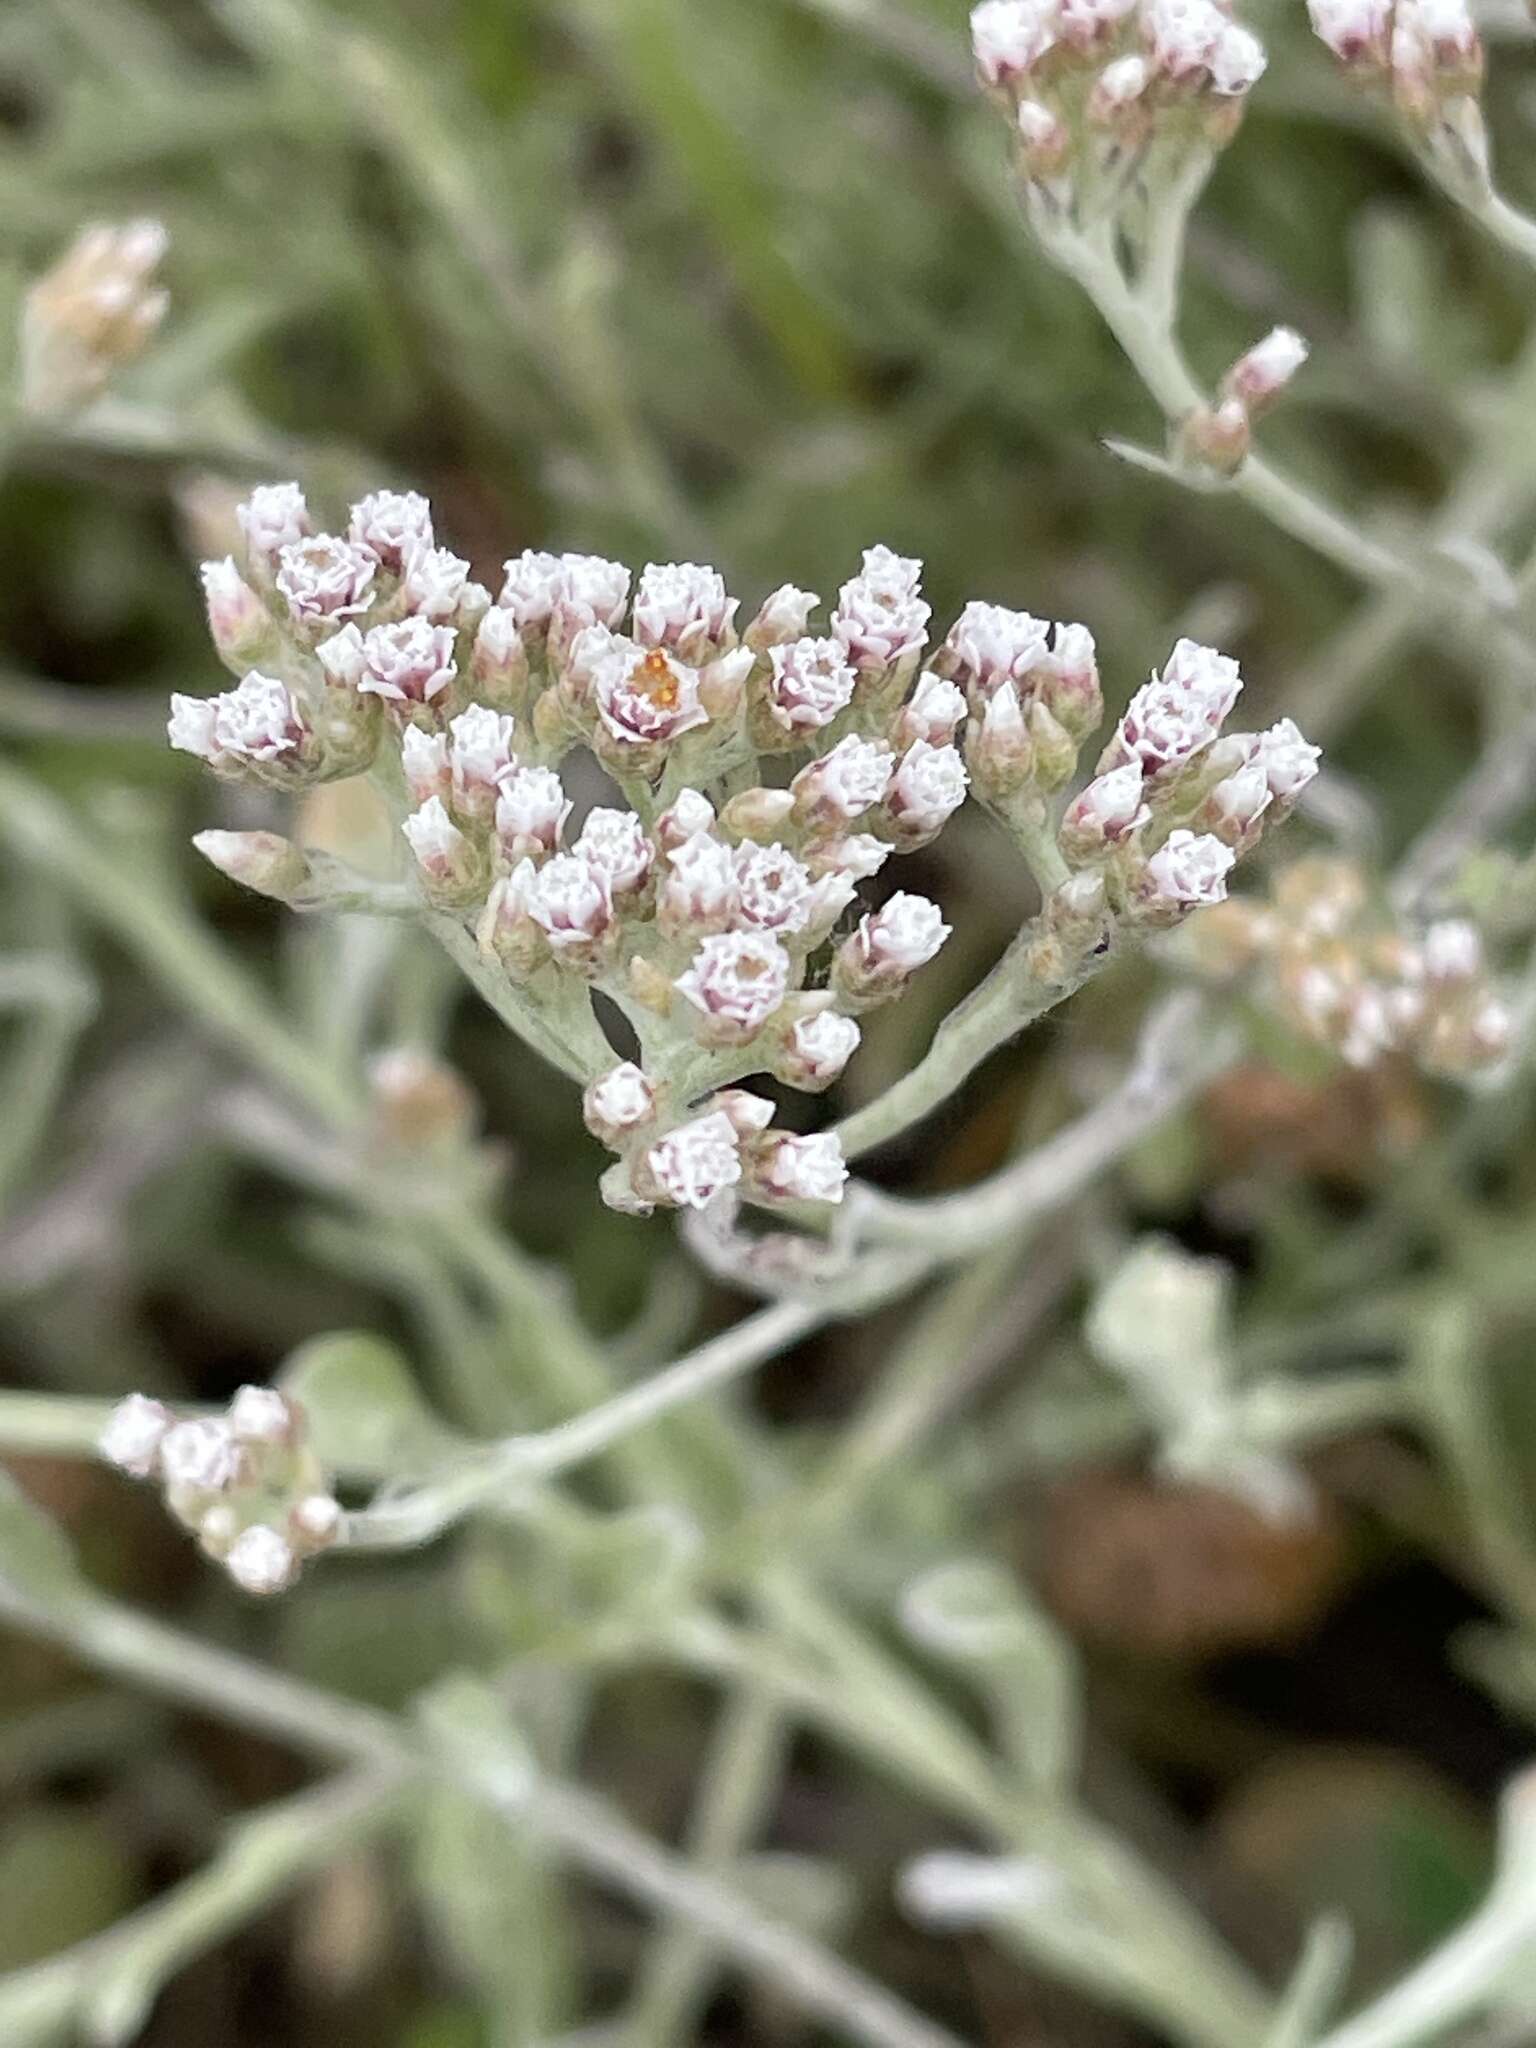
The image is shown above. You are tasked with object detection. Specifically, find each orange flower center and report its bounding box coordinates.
[632,648,680,711]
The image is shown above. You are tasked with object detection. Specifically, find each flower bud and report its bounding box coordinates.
[971,0,1057,89]
[791,735,895,825]
[521,853,617,969]
[229,1384,301,1448]
[885,741,969,845]
[834,892,951,1004]
[657,788,717,850]
[100,1393,175,1479]
[470,606,533,708]
[368,1048,477,1152]
[495,765,571,862]
[1059,764,1150,862]
[639,1111,743,1210]
[1307,0,1392,65]
[774,1007,862,1090]
[1222,328,1309,417]
[832,545,930,684]
[193,829,312,903]
[226,1524,298,1597]
[160,1418,245,1496]
[401,726,451,807]
[1199,761,1273,849]
[734,842,815,933]
[1040,623,1102,740]
[708,1089,777,1139]
[402,797,487,905]
[1179,399,1252,477]
[276,536,378,640]
[573,807,653,895]
[895,672,968,750]
[763,637,859,737]
[720,786,798,842]
[448,705,518,819]
[1016,100,1071,179]
[584,1062,660,1148]
[237,482,311,572]
[965,682,1034,802]
[745,583,821,652]
[1133,829,1236,925]
[675,932,792,1044]
[349,489,434,573]
[201,557,272,672]
[633,561,738,665]
[658,831,740,937]
[744,1130,849,1206]
[290,1495,343,1554]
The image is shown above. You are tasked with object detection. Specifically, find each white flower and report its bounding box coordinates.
[499,549,566,631]
[100,1393,174,1478]
[660,831,740,934]
[897,672,968,748]
[644,1111,742,1210]
[237,482,310,564]
[1061,764,1150,852]
[574,807,653,894]
[676,932,792,1039]
[833,545,931,670]
[402,545,475,623]
[167,694,219,761]
[888,741,968,838]
[495,765,571,860]
[169,671,309,772]
[1142,0,1227,77]
[1057,0,1136,46]
[809,833,889,880]
[1202,762,1273,844]
[1252,717,1321,803]
[1307,0,1391,61]
[584,1062,658,1144]
[1090,53,1152,114]
[793,734,895,822]
[292,1495,342,1548]
[275,535,377,629]
[160,1418,244,1493]
[734,843,815,933]
[749,1130,848,1205]
[590,638,709,748]
[523,853,615,954]
[1102,639,1242,776]
[552,552,632,640]
[226,1524,297,1596]
[766,637,859,733]
[848,892,951,976]
[1225,330,1309,416]
[1017,101,1067,155]
[1209,22,1266,91]
[448,705,518,811]
[971,0,1058,83]
[1423,919,1483,982]
[1393,0,1478,69]
[746,583,820,649]
[780,1009,862,1087]
[200,557,267,665]
[359,617,459,705]
[228,1385,295,1445]
[401,726,451,806]
[316,624,367,691]
[633,561,737,661]
[470,606,528,693]
[1138,829,1235,915]
[348,489,434,571]
[657,788,717,850]
[402,797,476,889]
[941,601,1051,701]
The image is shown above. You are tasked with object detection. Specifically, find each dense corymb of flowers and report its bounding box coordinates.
[1190,859,1511,1078]
[171,485,1318,1214]
[970,0,1269,226]
[100,1387,341,1596]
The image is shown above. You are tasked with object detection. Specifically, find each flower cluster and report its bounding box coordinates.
[1190,859,1512,1076]
[1048,637,1319,958]
[100,1386,341,1595]
[1307,0,1481,130]
[21,218,169,414]
[970,0,1267,223]
[170,485,1316,1215]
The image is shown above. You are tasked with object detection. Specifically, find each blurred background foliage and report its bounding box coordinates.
[5,0,1536,2043]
